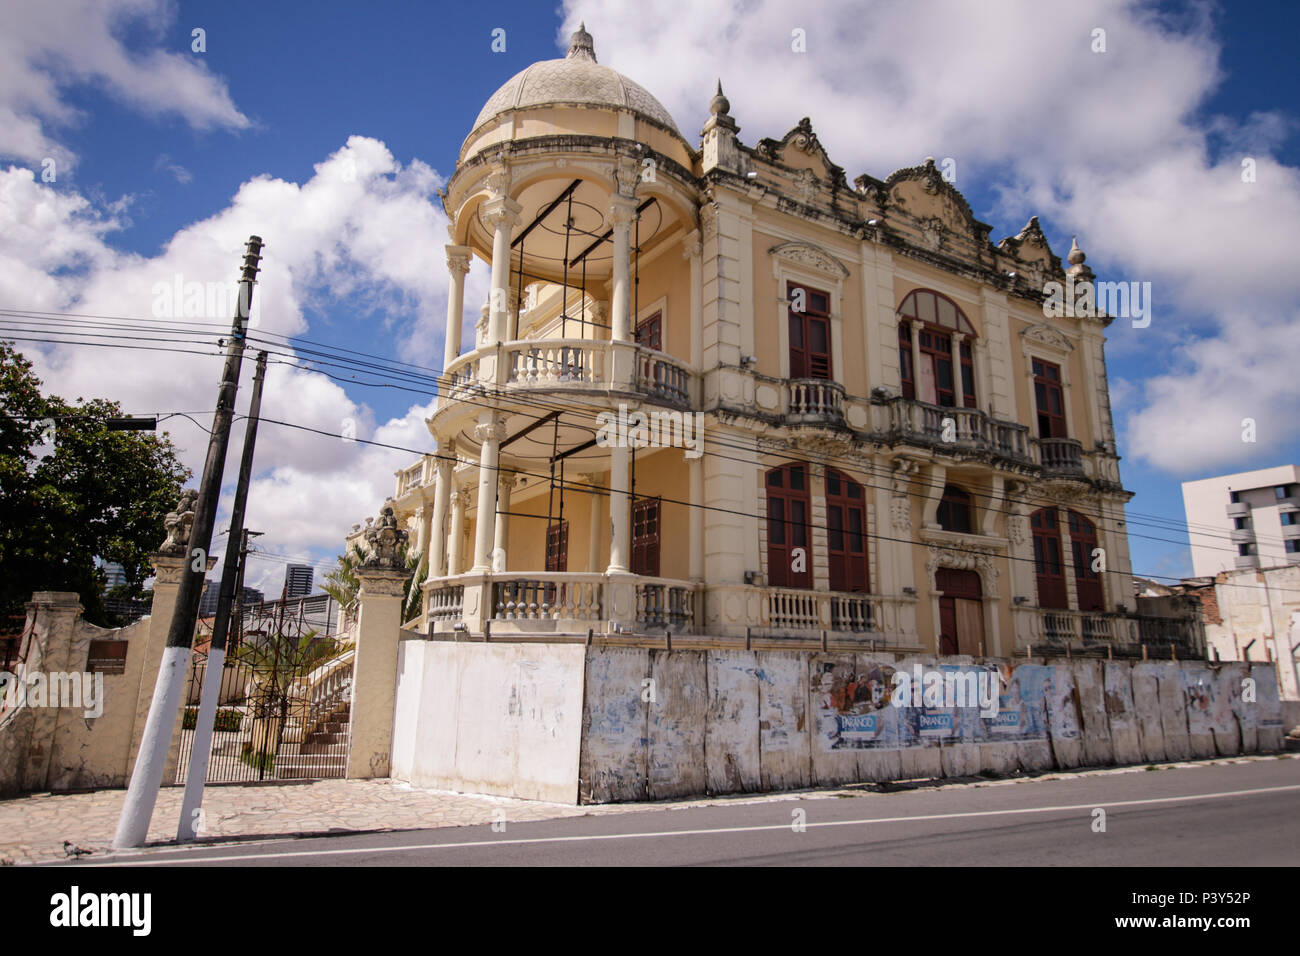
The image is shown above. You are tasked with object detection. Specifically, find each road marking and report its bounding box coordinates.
[75,782,1300,866]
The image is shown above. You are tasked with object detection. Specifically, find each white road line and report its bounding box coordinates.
[75,782,1300,866]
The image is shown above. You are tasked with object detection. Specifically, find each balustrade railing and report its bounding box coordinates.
[427,583,464,623]
[506,340,605,387]
[493,575,604,621]
[635,580,695,630]
[1036,437,1085,476]
[788,378,845,422]
[887,398,1031,461]
[638,351,691,407]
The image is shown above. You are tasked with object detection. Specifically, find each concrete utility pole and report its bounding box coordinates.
[114,236,263,849]
[177,350,269,841]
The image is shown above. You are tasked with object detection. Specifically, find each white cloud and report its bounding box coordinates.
[0,136,455,567]
[0,0,249,170]
[563,0,1300,474]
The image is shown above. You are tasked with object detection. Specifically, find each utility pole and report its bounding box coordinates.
[114,236,263,849]
[177,351,269,841]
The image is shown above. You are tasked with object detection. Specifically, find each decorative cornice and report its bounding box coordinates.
[1021,323,1074,353]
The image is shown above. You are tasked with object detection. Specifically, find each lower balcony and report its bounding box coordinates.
[1035,437,1085,478]
[1014,606,1206,659]
[786,378,845,426]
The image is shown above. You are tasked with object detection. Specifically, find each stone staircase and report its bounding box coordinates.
[273,703,350,778]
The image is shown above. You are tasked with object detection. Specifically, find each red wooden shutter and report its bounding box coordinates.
[1031,507,1067,609]
[545,521,569,573]
[1068,510,1104,611]
[766,463,812,588]
[825,468,869,593]
[631,498,661,577]
[788,284,832,381]
[1033,358,1067,438]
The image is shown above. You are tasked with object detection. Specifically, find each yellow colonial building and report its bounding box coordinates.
[383,25,1192,658]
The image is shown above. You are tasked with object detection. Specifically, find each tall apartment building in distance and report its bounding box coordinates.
[284,564,315,600]
[376,24,1202,656]
[1182,465,1300,576]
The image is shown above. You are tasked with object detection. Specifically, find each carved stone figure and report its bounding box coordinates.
[159,488,199,554]
[361,506,408,571]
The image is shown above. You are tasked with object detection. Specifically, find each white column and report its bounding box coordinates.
[607,443,631,572]
[415,504,431,567]
[908,319,923,399]
[448,488,469,576]
[444,245,472,370]
[609,196,636,343]
[689,454,704,582]
[429,452,452,578]
[472,414,504,571]
[582,473,603,573]
[493,473,513,571]
[482,197,522,345]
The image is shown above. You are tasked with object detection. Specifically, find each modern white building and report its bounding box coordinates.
[1182,465,1300,577]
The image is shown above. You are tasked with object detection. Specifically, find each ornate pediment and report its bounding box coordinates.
[997,216,1063,278]
[1021,323,1074,353]
[768,240,850,279]
[880,158,984,241]
[925,544,1000,597]
[755,117,849,189]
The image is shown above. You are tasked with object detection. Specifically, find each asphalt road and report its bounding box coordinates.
[71,758,1300,867]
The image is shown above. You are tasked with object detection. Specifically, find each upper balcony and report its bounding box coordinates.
[438,339,697,417]
[884,397,1033,463]
[1034,436,1085,478]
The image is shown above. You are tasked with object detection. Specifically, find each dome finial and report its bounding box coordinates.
[710,79,730,116]
[1068,235,1086,265]
[568,22,596,62]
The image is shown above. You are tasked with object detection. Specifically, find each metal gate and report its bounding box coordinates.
[174,603,354,783]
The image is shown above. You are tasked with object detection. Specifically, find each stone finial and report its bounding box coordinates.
[567,21,596,62]
[1068,235,1085,265]
[710,79,730,117]
[1066,235,1095,280]
[361,506,408,571]
[159,488,199,554]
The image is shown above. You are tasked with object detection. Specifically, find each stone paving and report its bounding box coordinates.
[2,754,1291,865]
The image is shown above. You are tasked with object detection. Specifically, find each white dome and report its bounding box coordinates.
[471,24,681,137]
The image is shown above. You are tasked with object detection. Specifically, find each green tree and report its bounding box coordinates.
[0,342,190,625]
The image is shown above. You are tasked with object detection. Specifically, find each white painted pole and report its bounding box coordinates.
[176,645,223,840]
[113,645,189,847]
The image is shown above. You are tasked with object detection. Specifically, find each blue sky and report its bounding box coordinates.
[1,0,1297,595]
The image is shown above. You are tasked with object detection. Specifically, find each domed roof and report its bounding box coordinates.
[471,24,681,137]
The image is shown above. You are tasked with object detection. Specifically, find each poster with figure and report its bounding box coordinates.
[814,660,912,751]
[983,663,1051,742]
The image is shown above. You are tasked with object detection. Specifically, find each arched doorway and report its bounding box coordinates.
[936,567,983,656]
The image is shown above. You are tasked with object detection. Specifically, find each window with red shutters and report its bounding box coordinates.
[1032,358,1067,438]
[631,498,661,577]
[788,283,832,380]
[766,462,812,588]
[545,521,569,573]
[1068,510,1104,611]
[635,312,662,351]
[896,290,977,408]
[825,468,869,593]
[1031,507,1067,609]
[937,484,974,534]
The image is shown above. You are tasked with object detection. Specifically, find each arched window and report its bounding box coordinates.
[937,484,973,534]
[1068,511,1104,611]
[897,290,976,408]
[825,468,869,592]
[766,462,812,588]
[1031,507,1067,609]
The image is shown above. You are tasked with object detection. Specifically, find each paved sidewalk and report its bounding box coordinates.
[3,754,1290,865]
[0,779,595,865]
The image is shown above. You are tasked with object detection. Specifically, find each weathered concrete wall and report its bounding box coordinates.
[395,641,586,803]
[577,649,1286,804]
[0,590,180,797]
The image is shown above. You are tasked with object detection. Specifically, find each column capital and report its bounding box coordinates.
[481,196,523,229]
[485,164,512,199]
[609,195,638,227]
[450,487,473,508]
[445,244,472,276]
[474,416,507,443]
[497,472,516,494]
[681,228,702,260]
